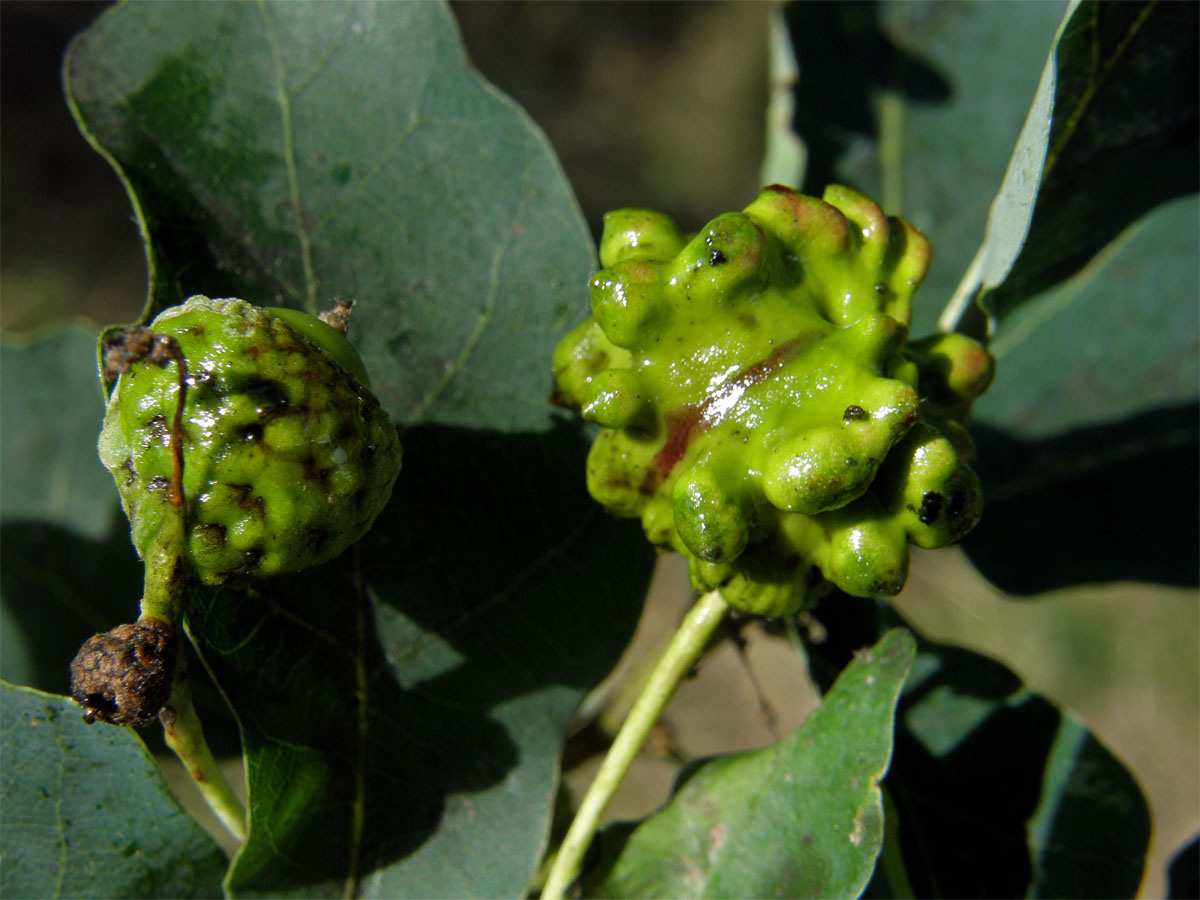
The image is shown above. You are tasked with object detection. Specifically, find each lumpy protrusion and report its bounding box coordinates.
[552,185,990,617]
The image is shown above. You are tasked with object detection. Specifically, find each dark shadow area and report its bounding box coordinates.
[182,418,654,893]
[0,511,142,696]
[1030,725,1156,900]
[877,695,1052,897]
[583,817,643,898]
[0,511,245,758]
[186,563,521,893]
[1167,833,1199,900]
[966,402,1200,594]
[801,592,902,697]
[802,595,1150,899]
[781,1,952,194]
[988,1,1199,318]
[0,1,147,332]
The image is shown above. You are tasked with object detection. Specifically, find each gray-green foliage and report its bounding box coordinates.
[0,684,227,899]
[586,630,916,900]
[1,1,1192,897]
[6,3,649,897]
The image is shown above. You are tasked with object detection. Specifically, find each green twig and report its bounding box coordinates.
[159,652,247,843]
[540,589,731,900]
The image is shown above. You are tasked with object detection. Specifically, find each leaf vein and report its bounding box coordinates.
[389,508,594,665]
[287,6,359,101]
[1043,0,1159,181]
[258,0,319,312]
[314,66,431,234]
[52,724,69,899]
[401,159,534,428]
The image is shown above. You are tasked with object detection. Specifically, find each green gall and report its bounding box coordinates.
[582,368,644,429]
[599,208,686,266]
[99,296,401,584]
[267,305,372,388]
[673,458,750,564]
[552,185,993,617]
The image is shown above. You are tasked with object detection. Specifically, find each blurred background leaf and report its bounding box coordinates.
[0,327,154,701]
[780,0,1066,336]
[962,191,1198,594]
[962,185,1198,595]
[975,194,1199,440]
[0,327,110,538]
[0,683,227,899]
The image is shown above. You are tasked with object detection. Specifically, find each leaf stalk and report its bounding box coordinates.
[159,651,247,843]
[540,588,730,900]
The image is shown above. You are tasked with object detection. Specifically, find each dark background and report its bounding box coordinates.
[0,0,771,332]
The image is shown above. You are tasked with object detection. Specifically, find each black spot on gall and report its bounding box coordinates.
[918,491,944,525]
[947,490,967,519]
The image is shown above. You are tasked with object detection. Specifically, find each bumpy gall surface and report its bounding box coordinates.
[553,185,993,616]
[99,296,402,583]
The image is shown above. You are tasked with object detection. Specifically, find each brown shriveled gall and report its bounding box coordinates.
[69,619,177,727]
[102,327,186,381]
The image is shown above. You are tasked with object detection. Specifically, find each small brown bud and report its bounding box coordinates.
[317,296,356,334]
[69,619,177,727]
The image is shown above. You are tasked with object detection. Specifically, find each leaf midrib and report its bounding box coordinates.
[1042,0,1159,182]
[259,0,318,314]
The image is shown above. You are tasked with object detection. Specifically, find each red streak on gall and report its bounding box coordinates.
[641,334,810,493]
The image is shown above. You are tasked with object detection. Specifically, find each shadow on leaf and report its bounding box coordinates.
[804,595,1149,899]
[0,511,142,695]
[0,511,244,757]
[186,418,653,896]
[1167,833,1199,900]
[781,0,952,194]
[965,402,1199,594]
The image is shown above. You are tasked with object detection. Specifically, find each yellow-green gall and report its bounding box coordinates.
[552,185,993,617]
[99,296,401,584]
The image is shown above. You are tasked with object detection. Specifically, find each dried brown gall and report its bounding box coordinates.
[69,619,177,727]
